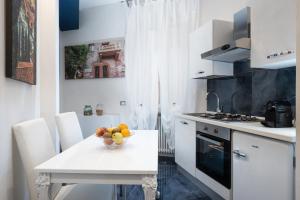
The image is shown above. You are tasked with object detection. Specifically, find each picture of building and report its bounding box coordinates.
[65,39,125,79]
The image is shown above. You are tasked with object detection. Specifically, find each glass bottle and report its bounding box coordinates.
[96,104,103,116]
[84,105,93,116]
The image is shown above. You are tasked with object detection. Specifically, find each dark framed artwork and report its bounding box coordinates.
[64,39,125,80]
[5,0,37,85]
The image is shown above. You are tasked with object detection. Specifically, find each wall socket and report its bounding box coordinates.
[120,101,127,106]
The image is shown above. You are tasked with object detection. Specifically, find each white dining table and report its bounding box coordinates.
[35,130,158,200]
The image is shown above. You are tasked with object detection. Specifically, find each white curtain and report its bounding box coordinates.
[125,0,201,147]
[125,0,159,130]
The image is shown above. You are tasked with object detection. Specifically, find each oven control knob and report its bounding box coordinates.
[214,129,218,134]
[204,127,208,131]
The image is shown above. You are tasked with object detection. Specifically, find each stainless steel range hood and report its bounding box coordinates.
[201,38,250,63]
[201,7,251,63]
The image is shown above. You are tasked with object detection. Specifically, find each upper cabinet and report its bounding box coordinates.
[189,20,233,79]
[250,0,296,69]
[59,0,79,31]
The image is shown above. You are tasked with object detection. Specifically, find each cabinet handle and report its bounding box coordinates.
[198,71,205,74]
[180,121,188,125]
[233,150,247,158]
[267,50,295,59]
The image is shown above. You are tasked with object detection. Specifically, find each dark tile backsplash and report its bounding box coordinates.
[207,62,296,117]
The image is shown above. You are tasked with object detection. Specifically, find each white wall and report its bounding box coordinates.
[0,0,59,199]
[200,0,250,25]
[60,3,128,115]
[39,0,60,147]
[0,0,39,199]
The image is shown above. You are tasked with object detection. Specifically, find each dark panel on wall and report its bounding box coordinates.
[207,62,296,117]
[252,67,296,116]
[207,78,237,113]
[231,74,252,114]
[59,0,79,31]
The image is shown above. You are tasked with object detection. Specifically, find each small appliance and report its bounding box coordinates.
[261,100,294,128]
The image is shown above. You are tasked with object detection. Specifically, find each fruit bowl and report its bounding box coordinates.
[102,136,130,149]
[95,124,133,149]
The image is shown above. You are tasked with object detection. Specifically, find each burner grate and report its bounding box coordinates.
[185,112,262,122]
[207,113,261,122]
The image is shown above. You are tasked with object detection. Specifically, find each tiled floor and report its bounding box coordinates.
[118,156,211,200]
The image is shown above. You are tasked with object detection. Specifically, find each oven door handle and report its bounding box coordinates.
[196,135,223,146]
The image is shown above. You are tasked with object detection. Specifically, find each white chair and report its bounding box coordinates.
[55,112,83,151]
[13,118,113,200]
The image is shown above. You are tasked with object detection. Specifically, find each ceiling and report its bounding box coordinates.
[79,0,123,10]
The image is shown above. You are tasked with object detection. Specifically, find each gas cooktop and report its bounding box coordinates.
[185,113,262,122]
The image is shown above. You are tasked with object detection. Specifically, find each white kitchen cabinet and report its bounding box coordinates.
[250,0,296,69]
[232,131,294,200]
[175,118,196,176]
[189,20,233,79]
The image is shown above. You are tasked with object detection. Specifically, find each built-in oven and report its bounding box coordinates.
[196,122,231,189]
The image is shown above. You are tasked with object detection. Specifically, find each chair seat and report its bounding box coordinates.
[54,184,113,200]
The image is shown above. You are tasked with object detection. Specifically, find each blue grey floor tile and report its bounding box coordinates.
[118,156,211,200]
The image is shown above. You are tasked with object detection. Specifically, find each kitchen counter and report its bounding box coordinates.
[176,113,296,143]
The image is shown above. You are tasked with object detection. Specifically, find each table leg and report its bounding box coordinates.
[142,175,157,200]
[36,173,51,200]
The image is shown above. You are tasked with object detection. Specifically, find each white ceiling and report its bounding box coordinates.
[79,0,123,10]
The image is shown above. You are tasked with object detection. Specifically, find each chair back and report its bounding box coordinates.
[55,112,83,151]
[13,118,60,200]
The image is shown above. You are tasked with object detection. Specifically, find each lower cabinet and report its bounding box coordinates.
[175,118,196,176]
[232,131,294,200]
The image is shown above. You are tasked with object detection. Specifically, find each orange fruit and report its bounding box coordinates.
[118,123,128,131]
[121,129,130,137]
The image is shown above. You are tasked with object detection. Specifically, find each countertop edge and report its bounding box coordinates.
[176,114,296,143]
[34,168,158,175]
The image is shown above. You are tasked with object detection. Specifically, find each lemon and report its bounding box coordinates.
[112,132,123,144]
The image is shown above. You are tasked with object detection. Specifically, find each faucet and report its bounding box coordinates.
[206,92,222,113]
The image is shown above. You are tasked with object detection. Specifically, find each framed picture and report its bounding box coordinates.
[5,0,37,85]
[64,39,125,80]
